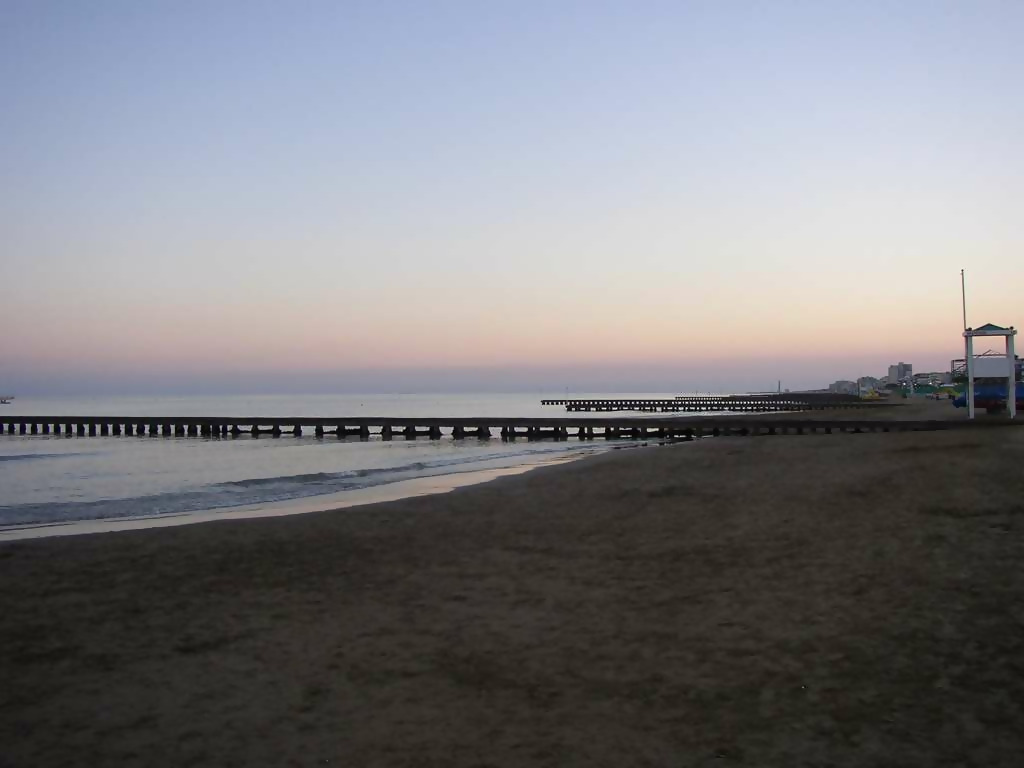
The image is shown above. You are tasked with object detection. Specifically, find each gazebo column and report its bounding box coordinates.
[1009,332,1017,420]
[966,334,975,420]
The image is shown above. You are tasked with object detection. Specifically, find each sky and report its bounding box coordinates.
[2,0,1022,394]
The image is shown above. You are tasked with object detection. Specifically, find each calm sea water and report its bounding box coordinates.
[0,393,704,532]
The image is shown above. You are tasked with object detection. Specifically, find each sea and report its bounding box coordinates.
[0,393,716,539]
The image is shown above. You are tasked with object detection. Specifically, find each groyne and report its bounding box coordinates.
[1,414,1015,441]
[541,395,866,412]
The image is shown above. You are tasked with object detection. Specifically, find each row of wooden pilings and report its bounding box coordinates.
[0,421,452,439]
[0,417,969,442]
[1,421,660,440]
[541,398,875,413]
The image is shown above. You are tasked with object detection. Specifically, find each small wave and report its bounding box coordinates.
[0,453,79,463]
[222,472,335,488]
[217,452,541,491]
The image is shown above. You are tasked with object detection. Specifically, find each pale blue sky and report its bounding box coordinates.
[2,1,1022,393]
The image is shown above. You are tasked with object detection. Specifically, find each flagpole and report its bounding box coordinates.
[961,269,967,331]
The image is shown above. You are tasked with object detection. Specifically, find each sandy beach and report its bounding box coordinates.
[3,412,1024,767]
[7,0,1018,763]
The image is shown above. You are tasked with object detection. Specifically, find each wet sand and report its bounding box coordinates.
[3,411,1024,766]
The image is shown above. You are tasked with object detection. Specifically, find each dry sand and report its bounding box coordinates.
[3,415,1024,766]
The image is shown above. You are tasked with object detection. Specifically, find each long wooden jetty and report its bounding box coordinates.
[541,395,865,412]
[0,414,1014,441]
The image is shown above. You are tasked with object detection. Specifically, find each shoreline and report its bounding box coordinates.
[0,449,611,542]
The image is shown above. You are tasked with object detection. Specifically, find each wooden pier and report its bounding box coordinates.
[541,395,866,413]
[0,414,1016,442]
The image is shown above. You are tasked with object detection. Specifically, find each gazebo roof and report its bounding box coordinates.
[965,322,1016,337]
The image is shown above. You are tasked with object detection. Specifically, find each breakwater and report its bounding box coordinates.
[1,415,1014,441]
[541,395,866,412]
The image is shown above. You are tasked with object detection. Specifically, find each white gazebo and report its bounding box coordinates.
[963,323,1017,420]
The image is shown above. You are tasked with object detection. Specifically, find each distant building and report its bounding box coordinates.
[913,371,952,387]
[857,376,883,393]
[887,362,913,383]
[829,380,859,395]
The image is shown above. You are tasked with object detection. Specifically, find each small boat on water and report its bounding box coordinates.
[0,395,13,405]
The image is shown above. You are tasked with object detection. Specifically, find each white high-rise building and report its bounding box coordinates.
[888,362,913,383]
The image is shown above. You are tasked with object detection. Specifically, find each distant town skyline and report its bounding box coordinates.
[2,1,1022,395]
